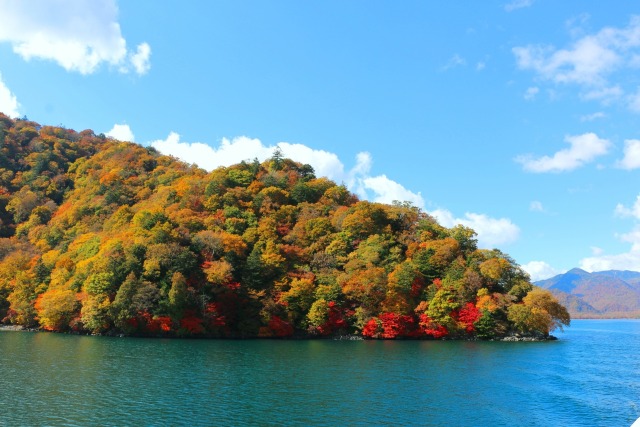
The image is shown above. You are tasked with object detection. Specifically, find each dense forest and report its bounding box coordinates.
[0,114,569,339]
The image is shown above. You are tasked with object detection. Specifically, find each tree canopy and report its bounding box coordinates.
[0,114,569,339]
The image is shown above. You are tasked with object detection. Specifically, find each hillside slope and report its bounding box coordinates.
[0,114,569,338]
[537,268,640,318]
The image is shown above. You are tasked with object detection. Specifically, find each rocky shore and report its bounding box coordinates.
[0,325,37,332]
[499,333,558,342]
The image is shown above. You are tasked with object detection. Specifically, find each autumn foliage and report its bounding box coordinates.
[0,115,569,339]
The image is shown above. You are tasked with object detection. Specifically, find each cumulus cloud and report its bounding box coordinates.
[513,16,640,108]
[149,132,425,208]
[515,132,610,173]
[151,133,272,171]
[129,42,151,75]
[620,227,640,251]
[150,133,346,182]
[520,261,562,282]
[430,209,520,248]
[513,29,620,86]
[0,0,150,75]
[580,245,640,271]
[360,175,425,208]
[106,123,135,142]
[0,73,20,117]
[582,196,640,271]
[617,139,640,170]
[149,131,521,248]
[614,194,640,219]
[505,0,534,12]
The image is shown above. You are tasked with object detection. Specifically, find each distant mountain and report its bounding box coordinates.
[536,268,591,294]
[597,270,640,289]
[536,269,640,318]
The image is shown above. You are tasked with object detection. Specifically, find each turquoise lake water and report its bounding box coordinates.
[1,319,639,426]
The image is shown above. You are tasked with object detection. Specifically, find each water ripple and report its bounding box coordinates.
[1,320,639,426]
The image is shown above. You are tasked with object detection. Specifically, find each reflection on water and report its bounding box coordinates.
[0,320,639,426]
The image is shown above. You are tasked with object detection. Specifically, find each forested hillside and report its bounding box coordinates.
[537,268,640,318]
[0,114,569,339]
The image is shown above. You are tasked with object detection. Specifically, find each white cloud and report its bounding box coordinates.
[614,194,640,219]
[580,247,640,272]
[617,139,640,170]
[581,197,640,271]
[505,0,534,12]
[565,13,591,38]
[349,152,372,181]
[151,133,273,171]
[149,131,520,249]
[361,175,425,208]
[530,200,544,212]
[0,73,20,117]
[279,142,347,182]
[580,85,623,103]
[430,209,520,248]
[441,54,466,71]
[0,0,150,75]
[524,86,539,100]
[129,42,151,75]
[149,132,424,209]
[590,246,603,256]
[513,33,619,86]
[580,111,605,121]
[106,123,135,142]
[620,227,640,251]
[513,16,640,108]
[150,133,348,183]
[521,261,562,281]
[628,87,640,112]
[476,62,486,71]
[515,132,610,173]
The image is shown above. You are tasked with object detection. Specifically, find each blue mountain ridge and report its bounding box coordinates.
[535,269,640,317]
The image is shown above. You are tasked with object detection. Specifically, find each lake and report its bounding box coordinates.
[1,319,639,426]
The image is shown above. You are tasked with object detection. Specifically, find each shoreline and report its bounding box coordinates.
[0,325,559,341]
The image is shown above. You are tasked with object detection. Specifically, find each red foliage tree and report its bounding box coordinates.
[204,302,227,327]
[316,301,348,335]
[362,318,381,338]
[362,313,415,339]
[410,276,425,298]
[180,314,205,334]
[456,302,482,333]
[379,312,414,339]
[418,314,448,338]
[268,315,294,337]
[141,312,172,333]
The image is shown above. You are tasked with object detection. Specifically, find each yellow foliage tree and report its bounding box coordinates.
[35,288,77,331]
[507,288,570,335]
[204,260,234,285]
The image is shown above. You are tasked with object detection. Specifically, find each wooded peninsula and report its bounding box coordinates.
[0,114,569,339]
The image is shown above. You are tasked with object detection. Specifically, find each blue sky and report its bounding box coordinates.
[1,0,640,280]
